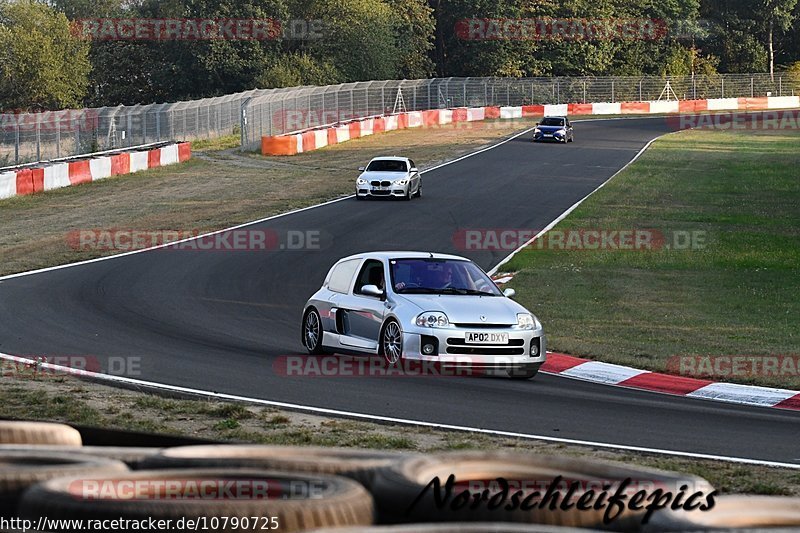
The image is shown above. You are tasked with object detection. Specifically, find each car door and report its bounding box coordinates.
[337,259,387,350]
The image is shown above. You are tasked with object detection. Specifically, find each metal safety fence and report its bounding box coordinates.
[1,73,795,164]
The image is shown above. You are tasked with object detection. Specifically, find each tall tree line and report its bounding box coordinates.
[0,0,798,110]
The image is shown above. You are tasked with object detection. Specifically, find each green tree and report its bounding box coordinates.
[0,0,91,109]
[755,0,797,79]
[386,0,435,78]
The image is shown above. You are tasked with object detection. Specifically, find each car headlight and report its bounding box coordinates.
[556,128,566,135]
[356,178,367,185]
[416,312,449,328]
[534,128,541,134]
[395,179,408,186]
[516,313,535,329]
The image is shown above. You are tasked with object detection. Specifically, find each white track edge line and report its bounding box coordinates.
[1,351,797,470]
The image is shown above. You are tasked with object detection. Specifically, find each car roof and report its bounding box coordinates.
[367,156,410,162]
[542,116,567,120]
[336,251,470,263]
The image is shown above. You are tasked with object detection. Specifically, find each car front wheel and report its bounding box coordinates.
[380,319,403,364]
[302,308,326,354]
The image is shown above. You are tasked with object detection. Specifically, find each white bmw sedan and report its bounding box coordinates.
[355,157,421,200]
[301,251,546,379]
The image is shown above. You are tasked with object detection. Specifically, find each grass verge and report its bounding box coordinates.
[505,129,800,389]
[1,373,798,495]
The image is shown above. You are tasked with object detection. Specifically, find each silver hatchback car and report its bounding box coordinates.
[301,251,546,379]
[355,157,421,200]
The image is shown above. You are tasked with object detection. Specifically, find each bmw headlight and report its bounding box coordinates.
[395,179,408,186]
[416,311,449,328]
[516,313,535,329]
[356,178,367,185]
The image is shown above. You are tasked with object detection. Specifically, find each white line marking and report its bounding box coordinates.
[488,130,675,275]
[1,351,797,469]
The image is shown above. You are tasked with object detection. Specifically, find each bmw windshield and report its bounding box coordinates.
[366,160,407,172]
[389,258,502,296]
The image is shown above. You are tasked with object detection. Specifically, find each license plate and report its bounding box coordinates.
[543,133,553,137]
[465,332,509,344]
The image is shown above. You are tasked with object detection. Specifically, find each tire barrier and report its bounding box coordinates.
[0,451,128,518]
[0,422,82,447]
[18,469,374,533]
[645,494,800,530]
[369,451,715,531]
[0,446,162,470]
[139,445,408,491]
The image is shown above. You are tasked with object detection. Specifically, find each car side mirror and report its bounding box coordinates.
[503,288,516,298]
[535,122,539,126]
[361,284,384,298]
[358,166,365,171]
[410,167,418,173]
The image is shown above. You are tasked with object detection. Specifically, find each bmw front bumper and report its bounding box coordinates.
[356,184,409,198]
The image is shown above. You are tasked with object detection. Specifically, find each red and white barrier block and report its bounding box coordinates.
[0,142,191,201]
[262,95,800,156]
[542,352,800,412]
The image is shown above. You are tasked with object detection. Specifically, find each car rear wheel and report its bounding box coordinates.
[380,320,403,364]
[302,308,326,355]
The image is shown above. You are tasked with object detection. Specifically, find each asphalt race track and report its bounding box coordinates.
[1,117,798,465]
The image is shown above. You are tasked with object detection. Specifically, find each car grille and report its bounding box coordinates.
[371,190,391,195]
[370,180,392,187]
[452,323,514,328]
[446,337,525,356]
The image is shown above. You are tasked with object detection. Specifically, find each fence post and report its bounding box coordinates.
[56,115,61,158]
[14,120,20,164]
[506,84,510,105]
[779,76,782,96]
[427,83,432,109]
[611,80,615,102]
[721,77,724,98]
[156,112,161,141]
[583,81,587,103]
[35,115,41,160]
[692,76,696,99]
[335,90,339,122]
[639,79,642,101]
[750,77,754,97]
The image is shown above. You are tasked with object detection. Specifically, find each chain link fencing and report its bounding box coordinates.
[2,73,796,165]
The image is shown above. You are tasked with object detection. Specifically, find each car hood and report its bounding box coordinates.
[360,171,407,181]
[395,293,529,325]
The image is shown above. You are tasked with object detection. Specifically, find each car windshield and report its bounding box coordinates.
[389,258,502,296]
[366,159,407,172]
[540,117,565,126]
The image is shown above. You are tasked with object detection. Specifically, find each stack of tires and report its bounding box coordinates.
[2,420,799,532]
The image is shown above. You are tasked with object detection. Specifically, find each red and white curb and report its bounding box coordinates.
[0,142,191,201]
[542,352,800,412]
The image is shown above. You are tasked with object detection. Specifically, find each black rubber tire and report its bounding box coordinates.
[0,445,162,470]
[379,319,403,365]
[647,495,800,530]
[369,451,714,528]
[413,181,422,198]
[302,308,326,355]
[18,469,374,532]
[139,445,408,491]
[0,421,82,446]
[0,451,128,518]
